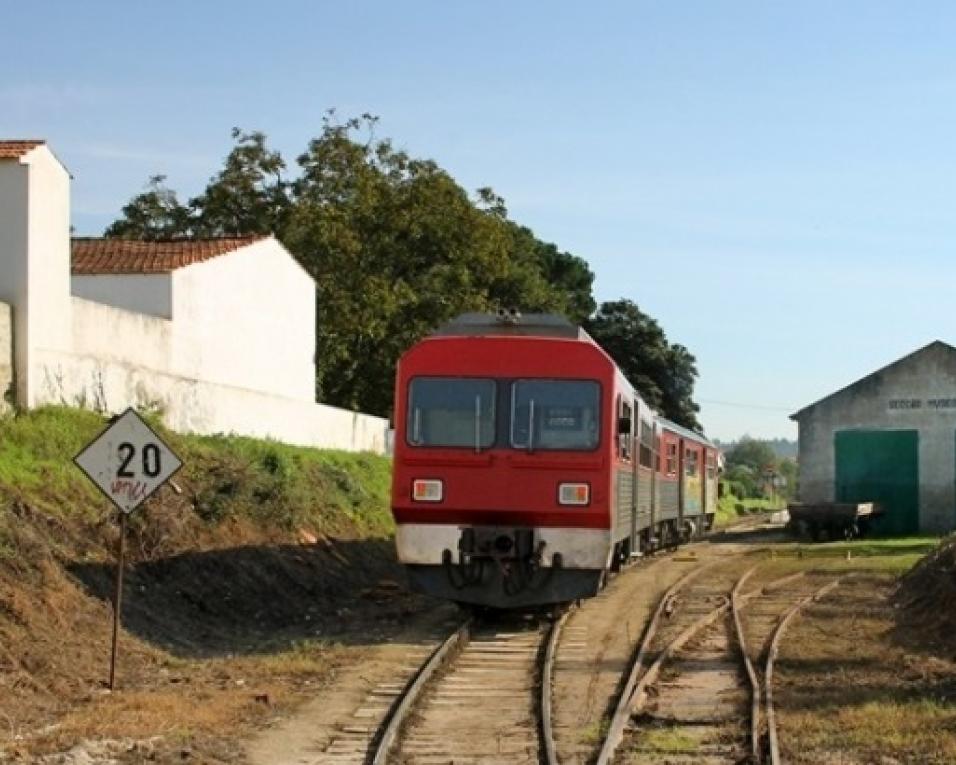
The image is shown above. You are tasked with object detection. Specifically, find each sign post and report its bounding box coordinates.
[74,408,183,690]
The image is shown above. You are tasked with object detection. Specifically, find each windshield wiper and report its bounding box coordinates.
[528,399,535,454]
[474,394,481,454]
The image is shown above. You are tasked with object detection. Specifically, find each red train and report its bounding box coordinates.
[390,312,718,609]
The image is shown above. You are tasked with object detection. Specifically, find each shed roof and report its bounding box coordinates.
[0,140,45,160]
[71,235,270,275]
[789,340,956,421]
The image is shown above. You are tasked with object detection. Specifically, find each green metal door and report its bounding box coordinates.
[834,430,919,535]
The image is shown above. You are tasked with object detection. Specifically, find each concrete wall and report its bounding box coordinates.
[795,342,956,533]
[0,146,383,453]
[0,146,72,407]
[0,158,30,405]
[0,301,12,410]
[171,238,316,402]
[39,298,386,452]
[72,273,172,318]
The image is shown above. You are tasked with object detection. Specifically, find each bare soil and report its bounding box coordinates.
[551,540,753,764]
[0,506,445,764]
[774,573,956,764]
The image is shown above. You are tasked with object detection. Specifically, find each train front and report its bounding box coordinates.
[390,313,615,610]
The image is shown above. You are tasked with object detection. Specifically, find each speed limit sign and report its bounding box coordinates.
[74,408,184,689]
[74,407,183,514]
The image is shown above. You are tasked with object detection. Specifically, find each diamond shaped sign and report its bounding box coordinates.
[74,408,183,514]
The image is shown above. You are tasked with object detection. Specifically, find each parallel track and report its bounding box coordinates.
[371,613,562,764]
[764,578,842,765]
[592,564,826,765]
[362,540,824,765]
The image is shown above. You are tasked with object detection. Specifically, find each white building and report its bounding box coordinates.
[0,139,387,453]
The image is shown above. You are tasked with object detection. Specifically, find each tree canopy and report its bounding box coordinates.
[584,299,701,431]
[105,114,701,425]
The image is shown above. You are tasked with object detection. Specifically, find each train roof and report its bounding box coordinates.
[430,312,595,341]
[657,417,714,447]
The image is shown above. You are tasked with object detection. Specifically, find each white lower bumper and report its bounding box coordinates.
[395,523,613,570]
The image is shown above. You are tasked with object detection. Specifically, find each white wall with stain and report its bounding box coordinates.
[0,143,387,454]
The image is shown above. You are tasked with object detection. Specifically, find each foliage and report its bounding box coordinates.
[105,114,598,417]
[715,490,782,526]
[105,115,707,423]
[725,437,778,473]
[0,406,393,538]
[584,299,701,430]
[104,175,192,240]
[190,128,292,237]
[723,437,797,499]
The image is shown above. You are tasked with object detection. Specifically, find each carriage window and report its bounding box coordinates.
[511,380,600,450]
[685,449,699,477]
[706,453,717,479]
[617,399,633,461]
[638,420,654,468]
[407,377,496,448]
[665,443,678,476]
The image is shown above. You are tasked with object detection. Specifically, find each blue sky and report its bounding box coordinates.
[4,1,956,440]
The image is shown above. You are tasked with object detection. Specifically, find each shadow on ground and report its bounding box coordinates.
[68,537,439,659]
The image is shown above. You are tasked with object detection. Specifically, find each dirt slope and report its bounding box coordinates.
[894,535,956,645]
[0,407,429,763]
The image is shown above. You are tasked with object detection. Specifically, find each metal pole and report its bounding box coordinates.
[109,512,127,691]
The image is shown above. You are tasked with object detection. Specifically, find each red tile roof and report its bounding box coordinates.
[0,140,46,160]
[71,235,269,275]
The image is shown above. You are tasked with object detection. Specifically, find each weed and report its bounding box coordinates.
[638,726,701,753]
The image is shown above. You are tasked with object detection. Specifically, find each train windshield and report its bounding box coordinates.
[407,377,496,448]
[510,380,600,451]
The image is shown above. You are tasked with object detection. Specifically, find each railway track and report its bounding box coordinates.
[317,544,838,765]
[590,563,841,765]
[371,614,556,764]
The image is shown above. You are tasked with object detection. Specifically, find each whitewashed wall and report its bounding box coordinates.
[0,160,28,406]
[31,298,387,453]
[0,146,72,406]
[171,238,316,402]
[72,273,173,319]
[1,147,386,454]
[0,301,11,411]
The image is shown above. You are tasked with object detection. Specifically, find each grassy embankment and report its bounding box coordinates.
[714,490,783,526]
[758,535,956,763]
[0,405,411,762]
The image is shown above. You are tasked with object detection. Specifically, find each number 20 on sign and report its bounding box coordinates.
[74,408,183,689]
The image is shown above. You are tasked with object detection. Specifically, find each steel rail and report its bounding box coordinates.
[765,578,842,765]
[592,561,715,765]
[541,608,572,765]
[595,564,802,765]
[731,566,763,764]
[732,570,807,763]
[369,619,472,765]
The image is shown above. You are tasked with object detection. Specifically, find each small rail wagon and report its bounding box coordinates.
[787,501,883,541]
[390,312,717,609]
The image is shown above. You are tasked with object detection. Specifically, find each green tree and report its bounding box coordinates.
[104,175,192,239]
[777,457,798,500]
[104,115,600,417]
[191,128,291,237]
[286,113,581,414]
[725,437,778,474]
[584,299,701,430]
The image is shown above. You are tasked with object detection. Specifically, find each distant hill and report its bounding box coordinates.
[714,437,797,460]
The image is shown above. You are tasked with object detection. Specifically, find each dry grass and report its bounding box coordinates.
[773,575,956,764]
[9,640,361,762]
[632,726,703,753]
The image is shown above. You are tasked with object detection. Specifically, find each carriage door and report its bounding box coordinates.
[677,438,685,530]
[614,397,635,548]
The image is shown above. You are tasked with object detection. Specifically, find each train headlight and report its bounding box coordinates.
[558,482,590,506]
[412,479,444,502]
